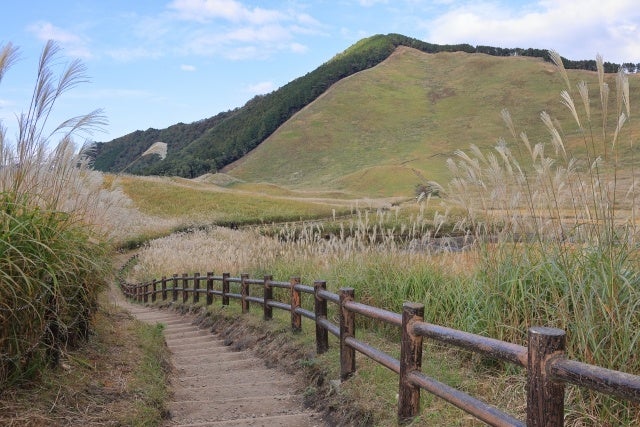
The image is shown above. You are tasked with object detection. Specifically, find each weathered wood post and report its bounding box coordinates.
[314,280,328,354]
[222,273,230,306]
[193,272,200,304]
[161,276,167,301]
[136,284,142,302]
[241,273,249,313]
[263,275,273,320]
[398,302,424,423]
[182,273,189,303]
[527,326,566,427]
[172,274,178,302]
[339,287,356,380]
[206,272,213,306]
[151,279,157,302]
[290,277,301,332]
[143,282,149,303]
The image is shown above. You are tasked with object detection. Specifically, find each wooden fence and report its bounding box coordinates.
[121,272,640,426]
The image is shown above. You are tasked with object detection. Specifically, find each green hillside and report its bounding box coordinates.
[223,47,640,197]
[91,33,621,179]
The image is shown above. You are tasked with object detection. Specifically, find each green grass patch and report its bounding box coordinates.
[118,175,346,223]
[125,321,170,426]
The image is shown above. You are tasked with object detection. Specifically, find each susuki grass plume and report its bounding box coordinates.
[0,41,113,388]
[439,51,639,424]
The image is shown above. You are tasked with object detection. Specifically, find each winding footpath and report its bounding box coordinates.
[114,294,326,426]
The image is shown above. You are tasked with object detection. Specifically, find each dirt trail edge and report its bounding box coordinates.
[115,295,326,427]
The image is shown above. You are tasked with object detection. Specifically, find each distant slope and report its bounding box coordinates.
[223,47,640,197]
[91,33,620,178]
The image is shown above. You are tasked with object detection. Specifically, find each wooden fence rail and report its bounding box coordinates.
[120,273,640,426]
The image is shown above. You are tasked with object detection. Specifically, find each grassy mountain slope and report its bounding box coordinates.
[226,46,638,197]
[93,34,456,176]
[92,33,615,179]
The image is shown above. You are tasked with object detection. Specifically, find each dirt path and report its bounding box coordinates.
[115,297,326,426]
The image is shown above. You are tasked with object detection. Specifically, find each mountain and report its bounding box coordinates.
[91,33,621,178]
[222,47,640,197]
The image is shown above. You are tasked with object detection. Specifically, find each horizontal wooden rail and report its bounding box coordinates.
[267,300,290,311]
[317,317,340,338]
[344,335,400,374]
[407,370,524,427]
[121,272,640,426]
[412,322,528,367]
[295,307,315,321]
[344,300,402,326]
[550,358,640,402]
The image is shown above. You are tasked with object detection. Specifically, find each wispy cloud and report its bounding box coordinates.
[180,64,196,71]
[168,0,285,24]
[163,0,320,59]
[423,0,640,62]
[27,21,93,59]
[357,0,389,6]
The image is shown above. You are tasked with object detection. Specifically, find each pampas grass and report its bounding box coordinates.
[0,41,114,388]
[439,51,639,424]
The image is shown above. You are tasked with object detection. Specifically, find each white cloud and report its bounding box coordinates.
[27,21,93,59]
[357,0,388,6]
[168,0,285,24]
[290,42,308,53]
[245,81,276,95]
[180,64,197,71]
[162,0,320,60]
[423,0,640,62]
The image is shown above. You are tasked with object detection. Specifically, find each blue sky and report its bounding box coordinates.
[2,0,640,142]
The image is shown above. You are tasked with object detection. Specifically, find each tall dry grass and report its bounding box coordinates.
[0,41,115,388]
[439,51,639,424]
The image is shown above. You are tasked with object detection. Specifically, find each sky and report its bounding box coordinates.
[2,0,640,143]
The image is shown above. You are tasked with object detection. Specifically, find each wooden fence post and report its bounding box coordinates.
[527,326,566,427]
[136,284,142,303]
[314,280,328,354]
[193,272,200,304]
[172,274,178,302]
[398,302,424,423]
[263,275,273,320]
[182,273,189,304]
[206,272,213,305]
[290,277,301,332]
[161,276,167,301]
[222,273,230,306]
[143,282,149,303]
[241,273,249,313]
[151,279,157,302]
[339,287,356,380]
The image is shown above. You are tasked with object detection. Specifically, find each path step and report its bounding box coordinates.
[114,298,324,427]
